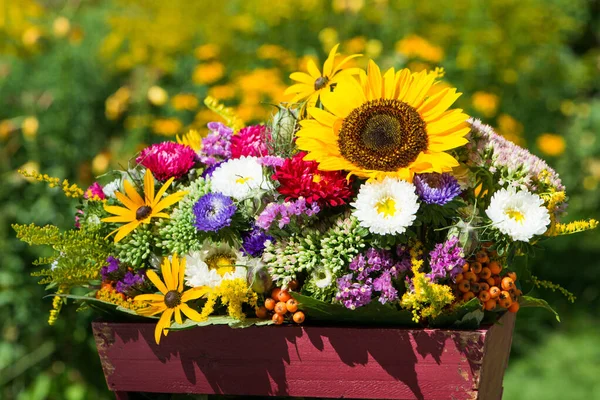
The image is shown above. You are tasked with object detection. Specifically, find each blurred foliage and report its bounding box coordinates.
[0,0,598,398]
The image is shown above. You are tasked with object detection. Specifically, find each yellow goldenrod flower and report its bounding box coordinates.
[102,169,187,242]
[296,61,469,181]
[548,219,598,236]
[537,133,566,157]
[284,43,361,106]
[135,255,208,344]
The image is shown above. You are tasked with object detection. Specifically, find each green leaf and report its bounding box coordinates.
[50,294,158,320]
[520,296,561,322]
[429,298,481,328]
[507,255,534,295]
[169,316,273,331]
[293,293,419,327]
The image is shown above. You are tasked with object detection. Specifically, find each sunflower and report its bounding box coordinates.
[296,61,470,181]
[102,169,187,242]
[135,255,208,344]
[284,44,361,106]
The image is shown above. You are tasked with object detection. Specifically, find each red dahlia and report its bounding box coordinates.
[273,152,353,206]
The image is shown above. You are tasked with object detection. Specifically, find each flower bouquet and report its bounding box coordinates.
[16,45,597,399]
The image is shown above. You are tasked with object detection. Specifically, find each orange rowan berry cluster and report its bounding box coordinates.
[256,284,305,325]
[454,248,521,313]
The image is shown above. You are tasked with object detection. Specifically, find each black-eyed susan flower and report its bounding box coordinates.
[284,44,361,106]
[102,169,187,242]
[296,61,470,181]
[135,254,207,344]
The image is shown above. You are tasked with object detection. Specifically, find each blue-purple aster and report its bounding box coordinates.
[427,236,465,282]
[192,193,236,232]
[414,173,462,205]
[241,225,274,257]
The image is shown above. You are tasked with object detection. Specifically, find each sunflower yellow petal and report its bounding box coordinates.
[170,255,180,289]
[114,221,140,243]
[331,54,362,74]
[180,303,204,321]
[135,294,165,302]
[178,258,185,291]
[174,308,183,324]
[152,177,175,208]
[289,72,315,85]
[395,68,412,99]
[146,270,168,294]
[154,308,173,344]
[322,43,340,77]
[123,179,145,207]
[307,107,338,127]
[419,88,462,120]
[181,286,210,302]
[154,191,187,214]
[102,215,137,223]
[104,205,136,217]
[306,59,321,79]
[320,77,364,118]
[115,189,141,212]
[367,60,382,100]
[284,83,312,95]
[383,67,398,99]
[161,258,175,291]
[428,136,469,151]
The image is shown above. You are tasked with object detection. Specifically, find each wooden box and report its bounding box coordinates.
[93,312,515,400]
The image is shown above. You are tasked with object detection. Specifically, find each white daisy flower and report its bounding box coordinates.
[351,177,420,235]
[102,179,121,198]
[210,156,272,200]
[485,187,551,242]
[184,241,248,288]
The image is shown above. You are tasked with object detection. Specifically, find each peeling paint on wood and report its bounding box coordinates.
[92,312,516,400]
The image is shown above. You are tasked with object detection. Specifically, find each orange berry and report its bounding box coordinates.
[475,251,490,264]
[293,311,305,324]
[455,273,464,283]
[462,262,470,273]
[463,291,476,301]
[470,262,483,274]
[501,277,515,291]
[264,298,276,310]
[274,301,288,315]
[489,261,502,275]
[479,291,491,302]
[508,302,520,313]
[471,282,481,293]
[493,275,502,286]
[480,267,492,280]
[489,286,501,299]
[479,282,490,292]
[272,313,284,325]
[484,299,497,311]
[278,290,292,303]
[287,280,299,291]
[271,288,282,301]
[486,277,496,287]
[499,291,513,308]
[458,280,471,293]
[507,272,517,282]
[286,299,299,313]
[464,272,478,283]
[255,306,268,319]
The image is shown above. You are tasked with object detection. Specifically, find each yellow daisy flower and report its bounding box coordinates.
[296,61,470,181]
[284,44,361,106]
[135,255,208,344]
[102,169,187,242]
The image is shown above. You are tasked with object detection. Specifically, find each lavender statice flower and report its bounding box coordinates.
[336,274,373,310]
[256,197,320,230]
[101,256,120,281]
[414,173,462,205]
[427,236,465,282]
[395,245,413,273]
[241,225,274,257]
[259,155,285,168]
[198,122,233,166]
[373,270,398,305]
[115,271,145,295]
[193,193,236,232]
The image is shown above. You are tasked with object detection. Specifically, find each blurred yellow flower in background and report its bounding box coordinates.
[193,62,225,85]
[52,17,71,38]
[21,116,39,140]
[0,120,16,139]
[92,152,111,175]
[471,91,500,118]
[537,133,566,157]
[194,43,220,60]
[147,86,169,106]
[152,118,183,136]
[396,35,444,63]
[171,94,199,111]
[105,87,131,120]
[496,113,525,146]
[208,85,236,101]
[332,0,365,14]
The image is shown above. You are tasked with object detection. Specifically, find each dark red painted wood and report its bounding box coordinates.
[93,312,515,400]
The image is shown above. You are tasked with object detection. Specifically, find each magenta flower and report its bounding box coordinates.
[136,142,197,181]
[231,125,270,159]
[84,182,106,201]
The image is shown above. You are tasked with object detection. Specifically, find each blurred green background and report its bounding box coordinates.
[1,0,598,399]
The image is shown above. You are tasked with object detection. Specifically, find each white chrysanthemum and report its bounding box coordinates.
[312,265,333,289]
[184,241,248,288]
[102,179,120,198]
[351,177,420,235]
[485,187,550,242]
[210,156,273,200]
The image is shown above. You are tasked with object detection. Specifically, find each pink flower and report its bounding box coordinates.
[230,125,269,158]
[136,142,197,181]
[84,182,106,201]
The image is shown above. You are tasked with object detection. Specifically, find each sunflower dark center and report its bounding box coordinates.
[136,205,152,220]
[164,290,181,308]
[314,76,329,90]
[338,99,428,171]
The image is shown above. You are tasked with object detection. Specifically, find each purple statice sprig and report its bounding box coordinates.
[336,248,404,309]
[426,236,465,282]
[256,197,320,231]
[414,173,462,206]
[193,193,237,232]
[100,256,121,281]
[115,271,146,296]
[198,122,233,166]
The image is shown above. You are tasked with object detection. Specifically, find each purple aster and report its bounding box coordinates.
[116,271,145,295]
[198,122,233,166]
[427,236,465,282]
[201,161,223,178]
[193,193,236,232]
[101,256,120,281]
[241,225,274,257]
[414,173,462,205]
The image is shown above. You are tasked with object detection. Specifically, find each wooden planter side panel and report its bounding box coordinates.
[93,313,515,400]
